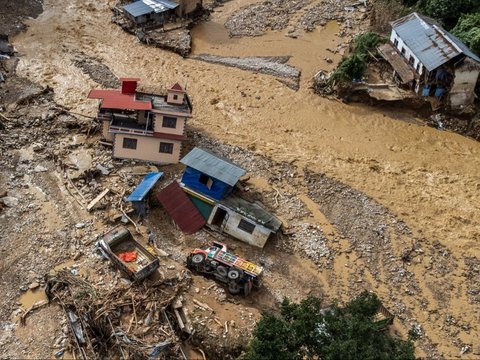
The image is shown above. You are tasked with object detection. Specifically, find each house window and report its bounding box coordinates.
[409,56,415,66]
[123,137,137,149]
[162,116,177,128]
[401,47,406,56]
[238,219,255,234]
[199,174,213,189]
[173,94,178,100]
[159,142,174,154]
[393,38,399,48]
[416,63,421,73]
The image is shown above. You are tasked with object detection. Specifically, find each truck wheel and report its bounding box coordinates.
[191,253,205,265]
[228,281,241,295]
[244,281,253,296]
[216,265,228,277]
[227,268,243,280]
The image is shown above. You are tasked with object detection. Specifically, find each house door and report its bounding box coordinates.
[211,207,227,228]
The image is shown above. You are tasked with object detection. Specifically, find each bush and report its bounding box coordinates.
[354,32,386,56]
[243,291,417,360]
[330,54,367,84]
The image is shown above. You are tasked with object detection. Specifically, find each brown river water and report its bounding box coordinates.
[10,0,480,357]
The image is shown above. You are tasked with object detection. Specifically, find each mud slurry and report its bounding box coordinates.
[2,0,480,359]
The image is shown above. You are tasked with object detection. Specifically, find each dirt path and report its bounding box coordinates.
[4,0,480,358]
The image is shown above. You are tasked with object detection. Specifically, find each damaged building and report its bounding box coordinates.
[88,78,192,164]
[157,147,282,248]
[122,0,203,25]
[378,12,480,110]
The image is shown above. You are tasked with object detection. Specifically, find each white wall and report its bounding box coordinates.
[208,205,272,248]
[390,30,425,75]
[449,68,480,108]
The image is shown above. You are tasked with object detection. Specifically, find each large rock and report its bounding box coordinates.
[1,196,18,207]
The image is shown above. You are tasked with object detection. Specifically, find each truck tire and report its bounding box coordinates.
[244,280,253,296]
[227,268,243,280]
[216,265,228,278]
[228,281,241,295]
[191,253,205,265]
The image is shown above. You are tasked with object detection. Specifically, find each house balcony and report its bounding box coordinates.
[109,114,154,136]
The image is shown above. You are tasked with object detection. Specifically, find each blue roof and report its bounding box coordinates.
[180,147,246,187]
[391,12,480,71]
[123,0,178,18]
[126,172,163,202]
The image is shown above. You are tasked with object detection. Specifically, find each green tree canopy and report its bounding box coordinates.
[244,292,416,360]
[417,0,478,29]
[452,12,480,55]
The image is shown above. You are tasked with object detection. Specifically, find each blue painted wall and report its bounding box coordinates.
[181,166,232,200]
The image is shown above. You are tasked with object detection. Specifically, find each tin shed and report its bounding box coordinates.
[180,147,246,200]
[126,172,163,216]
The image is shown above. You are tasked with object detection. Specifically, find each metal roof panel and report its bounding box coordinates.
[391,13,461,71]
[88,89,152,110]
[220,195,282,231]
[157,181,206,234]
[126,172,163,202]
[180,147,246,187]
[123,1,154,17]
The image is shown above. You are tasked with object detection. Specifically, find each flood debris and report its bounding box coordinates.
[192,54,301,87]
[45,270,191,359]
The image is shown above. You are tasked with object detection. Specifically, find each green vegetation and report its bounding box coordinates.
[329,32,386,84]
[399,0,480,34]
[452,13,480,55]
[243,291,416,360]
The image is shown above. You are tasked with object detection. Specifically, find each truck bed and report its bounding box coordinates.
[98,226,160,281]
[110,238,153,273]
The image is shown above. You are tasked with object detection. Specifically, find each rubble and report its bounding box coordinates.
[225,0,310,37]
[45,270,190,359]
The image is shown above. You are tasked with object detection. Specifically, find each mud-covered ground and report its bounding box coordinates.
[1,0,480,359]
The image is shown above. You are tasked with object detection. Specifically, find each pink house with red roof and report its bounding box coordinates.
[88,78,192,164]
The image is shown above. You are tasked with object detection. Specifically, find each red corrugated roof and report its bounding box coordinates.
[153,132,187,141]
[157,181,206,234]
[88,89,152,110]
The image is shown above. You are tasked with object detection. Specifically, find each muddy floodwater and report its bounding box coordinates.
[8,0,480,358]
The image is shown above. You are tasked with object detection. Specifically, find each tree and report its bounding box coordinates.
[243,292,416,360]
[329,54,367,84]
[452,12,480,55]
[417,0,478,29]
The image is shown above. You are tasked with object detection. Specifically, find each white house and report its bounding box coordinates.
[378,12,480,109]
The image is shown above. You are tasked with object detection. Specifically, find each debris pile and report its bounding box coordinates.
[192,54,301,89]
[225,0,310,37]
[45,270,192,359]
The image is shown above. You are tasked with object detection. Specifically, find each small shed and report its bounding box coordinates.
[180,147,246,201]
[207,195,282,248]
[126,172,163,217]
[123,0,178,25]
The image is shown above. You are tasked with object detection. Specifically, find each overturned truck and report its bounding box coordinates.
[187,241,263,296]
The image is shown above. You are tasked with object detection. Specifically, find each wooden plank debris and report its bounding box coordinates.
[87,188,109,212]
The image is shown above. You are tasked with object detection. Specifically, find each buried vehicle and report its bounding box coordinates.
[97,226,160,282]
[187,241,263,296]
